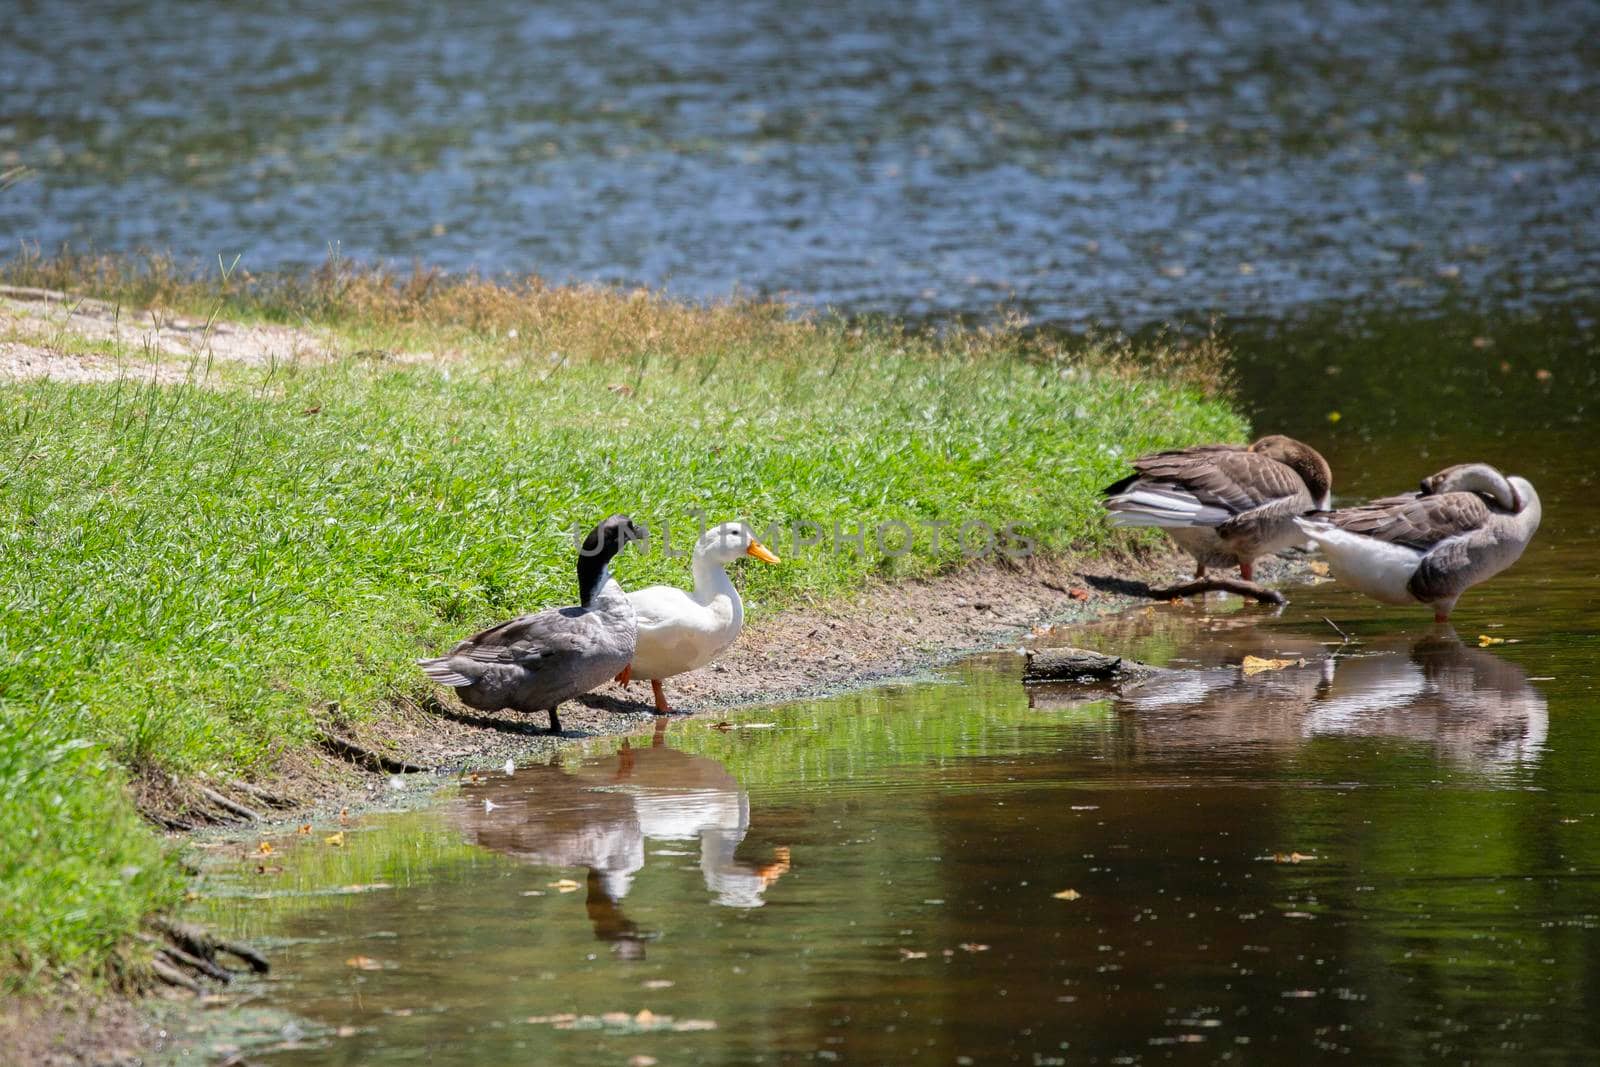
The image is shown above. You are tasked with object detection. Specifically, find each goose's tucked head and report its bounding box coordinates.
[1421,463,1523,512]
[696,521,781,566]
[1250,434,1333,510]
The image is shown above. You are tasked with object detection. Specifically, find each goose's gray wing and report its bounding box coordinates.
[1326,491,1490,550]
[422,600,634,705]
[452,606,603,664]
[1216,491,1314,541]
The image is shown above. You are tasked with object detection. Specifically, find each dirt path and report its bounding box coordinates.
[0,284,335,383]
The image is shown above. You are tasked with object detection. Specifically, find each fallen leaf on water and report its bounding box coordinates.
[959,943,991,953]
[296,824,312,835]
[345,956,384,971]
[1242,655,1304,676]
[1272,852,1316,864]
[899,949,928,960]
[642,979,675,990]
[1326,410,1342,423]
[549,879,581,893]
[1478,634,1506,647]
[256,841,274,855]
[1053,889,1082,901]
[336,1025,358,1037]
[324,832,345,847]
[1535,368,1553,383]
[1307,561,1330,577]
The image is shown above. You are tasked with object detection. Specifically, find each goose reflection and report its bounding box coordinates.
[1033,630,1546,769]
[1301,631,1547,766]
[456,722,790,958]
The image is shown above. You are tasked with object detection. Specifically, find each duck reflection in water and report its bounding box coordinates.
[1032,628,1546,769]
[457,720,790,958]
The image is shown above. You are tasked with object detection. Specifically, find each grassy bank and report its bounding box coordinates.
[0,253,1245,991]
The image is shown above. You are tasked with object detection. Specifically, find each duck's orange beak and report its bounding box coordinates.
[746,539,780,564]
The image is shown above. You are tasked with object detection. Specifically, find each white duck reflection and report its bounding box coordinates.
[1033,629,1546,769]
[456,722,789,956]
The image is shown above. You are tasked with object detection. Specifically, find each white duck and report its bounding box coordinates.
[621,521,780,712]
[1294,462,1541,622]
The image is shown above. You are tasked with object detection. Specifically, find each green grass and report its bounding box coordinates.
[0,701,181,992]
[0,254,1246,988]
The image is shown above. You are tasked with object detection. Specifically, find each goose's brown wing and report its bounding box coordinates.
[1130,448,1306,513]
[1327,491,1490,550]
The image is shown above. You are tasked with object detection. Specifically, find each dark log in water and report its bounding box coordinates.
[1023,646,1161,683]
[1144,577,1287,605]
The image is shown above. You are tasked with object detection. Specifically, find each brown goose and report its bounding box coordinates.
[1293,463,1540,622]
[1102,435,1333,580]
[417,514,644,733]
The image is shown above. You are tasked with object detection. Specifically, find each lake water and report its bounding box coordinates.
[4,0,1598,325]
[15,0,1597,1061]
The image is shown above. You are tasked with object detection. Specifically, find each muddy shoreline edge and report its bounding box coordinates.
[150,547,1310,831]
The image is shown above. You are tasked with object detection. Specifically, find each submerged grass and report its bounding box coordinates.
[0,252,1244,988]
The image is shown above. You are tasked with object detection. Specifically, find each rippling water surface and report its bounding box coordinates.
[4,0,1598,322]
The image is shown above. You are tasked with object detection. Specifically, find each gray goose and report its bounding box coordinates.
[1102,435,1333,581]
[418,514,644,733]
[1293,462,1541,622]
